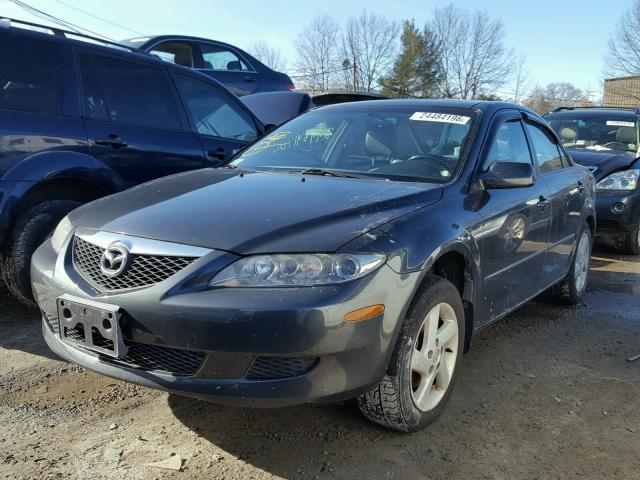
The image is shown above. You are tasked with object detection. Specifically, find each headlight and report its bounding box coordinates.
[209,253,386,287]
[597,169,639,190]
[50,215,73,253]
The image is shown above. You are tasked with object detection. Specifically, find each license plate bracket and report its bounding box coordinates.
[57,294,128,358]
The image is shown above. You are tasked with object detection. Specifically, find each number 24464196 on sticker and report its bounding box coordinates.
[410,112,471,125]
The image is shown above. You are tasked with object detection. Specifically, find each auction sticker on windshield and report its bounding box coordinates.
[606,120,635,127]
[410,112,471,125]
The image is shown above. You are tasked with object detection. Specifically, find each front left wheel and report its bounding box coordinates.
[357,275,465,432]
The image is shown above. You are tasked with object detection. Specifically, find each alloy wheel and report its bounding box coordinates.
[574,231,591,292]
[410,302,459,412]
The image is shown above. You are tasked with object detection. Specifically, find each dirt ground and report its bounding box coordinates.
[1,247,639,480]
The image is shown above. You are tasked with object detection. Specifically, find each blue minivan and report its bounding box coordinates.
[0,18,272,305]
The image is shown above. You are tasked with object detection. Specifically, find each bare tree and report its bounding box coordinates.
[248,41,287,71]
[524,82,591,114]
[339,10,400,92]
[604,0,640,77]
[430,5,514,99]
[293,14,341,93]
[509,54,532,104]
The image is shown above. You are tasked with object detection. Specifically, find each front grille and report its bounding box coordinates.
[73,236,197,292]
[101,343,206,376]
[245,356,318,380]
[597,219,621,231]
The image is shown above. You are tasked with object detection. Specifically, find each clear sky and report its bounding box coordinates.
[0,0,631,96]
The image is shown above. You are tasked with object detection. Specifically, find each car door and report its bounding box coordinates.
[172,73,261,165]
[476,112,552,322]
[193,41,259,96]
[525,119,587,286]
[77,51,205,187]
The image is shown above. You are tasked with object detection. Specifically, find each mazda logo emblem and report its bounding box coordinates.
[100,244,130,278]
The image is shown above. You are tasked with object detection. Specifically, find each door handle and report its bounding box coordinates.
[94,134,127,149]
[207,148,227,160]
[537,196,550,209]
[243,76,256,83]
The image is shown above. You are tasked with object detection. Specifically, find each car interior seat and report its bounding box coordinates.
[559,126,578,146]
[226,60,242,71]
[616,125,636,146]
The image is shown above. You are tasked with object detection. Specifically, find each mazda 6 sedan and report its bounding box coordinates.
[32,100,595,432]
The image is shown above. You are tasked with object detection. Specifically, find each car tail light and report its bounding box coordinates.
[287,82,295,90]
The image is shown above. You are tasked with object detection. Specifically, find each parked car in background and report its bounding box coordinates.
[545,107,640,254]
[240,90,389,127]
[0,18,273,305]
[33,100,595,432]
[123,35,295,96]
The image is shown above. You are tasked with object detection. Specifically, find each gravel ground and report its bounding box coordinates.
[1,248,639,480]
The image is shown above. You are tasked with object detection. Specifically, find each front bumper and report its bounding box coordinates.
[594,189,640,238]
[33,235,418,407]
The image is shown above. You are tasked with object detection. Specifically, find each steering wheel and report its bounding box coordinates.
[602,141,630,150]
[406,154,451,172]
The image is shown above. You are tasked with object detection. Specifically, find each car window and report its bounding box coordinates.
[526,123,564,173]
[232,107,478,184]
[78,53,182,130]
[199,43,250,71]
[0,36,61,115]
[482,120,532,170]
[174,74,257,142]
[148,41,194,68]
[547,114,638,153]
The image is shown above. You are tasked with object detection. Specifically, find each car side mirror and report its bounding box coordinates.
[479,162,535,189]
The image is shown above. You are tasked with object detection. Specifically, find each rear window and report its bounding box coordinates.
[0,35,61,115]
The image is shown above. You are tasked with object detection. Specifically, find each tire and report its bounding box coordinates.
[1,200,81,307]
[357,275,465,432]
[621,225,640,256]
[549,225,592,305]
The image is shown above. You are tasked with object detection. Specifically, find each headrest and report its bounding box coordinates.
[365,127,393,157]
[227,60,242,71]
[616,125,636,144]
[560,127,577,141]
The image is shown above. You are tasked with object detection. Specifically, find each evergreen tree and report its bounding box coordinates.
[380,21,441,98]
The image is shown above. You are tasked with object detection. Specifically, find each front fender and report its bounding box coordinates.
[2,150,125,192]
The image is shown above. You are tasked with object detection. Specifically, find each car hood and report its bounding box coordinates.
[71,169,443,254]
[568,149,640,181]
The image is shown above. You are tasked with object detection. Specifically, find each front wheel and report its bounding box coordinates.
[357,275,465,432]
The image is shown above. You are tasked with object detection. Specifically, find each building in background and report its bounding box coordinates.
[603,76,640,108]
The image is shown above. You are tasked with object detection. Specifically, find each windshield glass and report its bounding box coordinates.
[232,105,478,183]
[547,114,639,153]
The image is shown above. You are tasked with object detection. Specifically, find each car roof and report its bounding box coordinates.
[122,35,248,53]
[545,108,636,118]
[2,23,233,89]
[314,98,538,116]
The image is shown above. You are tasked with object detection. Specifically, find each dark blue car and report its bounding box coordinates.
[0,18,274,304]
[32,100,595,432]
[122,35,294,96]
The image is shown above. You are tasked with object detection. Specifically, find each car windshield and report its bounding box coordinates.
[547,113,639,153]
[231,105,478,183]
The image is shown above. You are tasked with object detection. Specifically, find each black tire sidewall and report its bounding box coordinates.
[394,278,465,431]
[567,227,593,301]
[2,200,81,305]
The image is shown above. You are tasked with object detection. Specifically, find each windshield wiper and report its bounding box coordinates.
[296,168,356,178]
